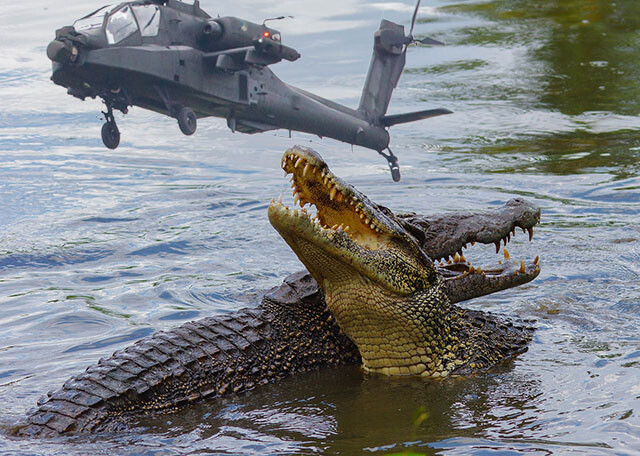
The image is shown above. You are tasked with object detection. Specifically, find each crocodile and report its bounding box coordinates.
[14,146,540,437]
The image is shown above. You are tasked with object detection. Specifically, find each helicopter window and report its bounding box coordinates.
[133,5,161,37]
[106,5,138,44]
[73,5,114,32]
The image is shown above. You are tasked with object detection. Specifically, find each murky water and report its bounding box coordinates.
[1,0,639,454]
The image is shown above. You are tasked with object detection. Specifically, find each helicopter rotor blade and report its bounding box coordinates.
[418,36,445,46]
[409,0,421,38]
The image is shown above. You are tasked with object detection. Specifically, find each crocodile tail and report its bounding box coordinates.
[15,272,358,437]
[16,310,267,436]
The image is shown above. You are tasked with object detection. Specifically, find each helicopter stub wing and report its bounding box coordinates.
[203,38,300,70]
[234,119,278,134]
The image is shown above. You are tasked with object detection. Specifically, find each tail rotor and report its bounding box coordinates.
[405,0,444,52]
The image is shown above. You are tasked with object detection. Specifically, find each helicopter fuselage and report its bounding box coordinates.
[47,0,450,180]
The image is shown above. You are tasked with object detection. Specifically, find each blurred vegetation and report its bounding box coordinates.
[435,0,640,178]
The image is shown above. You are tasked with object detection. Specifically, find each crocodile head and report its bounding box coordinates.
[268,146,540,377]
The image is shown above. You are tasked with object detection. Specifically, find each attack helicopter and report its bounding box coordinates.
[47,0,450,181]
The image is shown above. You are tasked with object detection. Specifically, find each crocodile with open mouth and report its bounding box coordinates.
[15,146,540,437]
[269,146,540,377]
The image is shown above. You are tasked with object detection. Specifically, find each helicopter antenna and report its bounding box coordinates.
[263,16,294,26]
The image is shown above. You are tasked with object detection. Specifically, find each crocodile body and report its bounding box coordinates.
[15,146,540,437]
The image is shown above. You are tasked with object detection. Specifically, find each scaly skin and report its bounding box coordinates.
[269,146,540,377]
[15,146,540,437]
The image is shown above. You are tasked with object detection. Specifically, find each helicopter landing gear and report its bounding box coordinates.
[101,102,120,150]
[378,148,401,182]
[101,121,120,150]
[177,107,197,136]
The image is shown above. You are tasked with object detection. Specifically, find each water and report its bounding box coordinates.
[1,0,639,454]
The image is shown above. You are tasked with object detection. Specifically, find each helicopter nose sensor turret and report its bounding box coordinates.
[46,40,76,64]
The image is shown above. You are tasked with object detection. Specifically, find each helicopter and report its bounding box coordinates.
[46,0,451,181]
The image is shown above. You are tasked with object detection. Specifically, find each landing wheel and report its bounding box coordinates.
[101,121,120,150]
[178,107,197,136]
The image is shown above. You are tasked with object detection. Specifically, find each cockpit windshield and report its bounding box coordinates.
[105,5,138,45]
[132,5,161,37]
[73,5,114,32]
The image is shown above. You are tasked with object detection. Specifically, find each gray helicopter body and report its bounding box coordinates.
[47,0,449,180]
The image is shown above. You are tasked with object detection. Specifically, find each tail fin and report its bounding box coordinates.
[381,108,453,127]
[358,20,407,123]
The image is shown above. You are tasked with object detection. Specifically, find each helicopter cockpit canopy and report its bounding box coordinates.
[73,5,114,33]
[73,3,161,45]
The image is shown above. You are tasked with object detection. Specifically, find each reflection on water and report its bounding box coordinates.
[1,0,639,455]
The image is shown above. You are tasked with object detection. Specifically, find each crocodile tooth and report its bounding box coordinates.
[504,248,510,260]
[521,227,526,234]
[471,241,476,246]
[365,217,370,225]
[331,224,338,230]
[476,266,483,275]
[527,227,534,242]
[323,176,329,185]
[294,194,300,206]
[295,157,303,168]
[469,266,475,274]
[519,261,525,273]
[336,192,343,203]
[303,163,310,177]
[453,253,460,263]
[460,253,466,263]
[370,222,376,230]
[360,213,365,220]
[533,255,540,265]
[330,188,337,201]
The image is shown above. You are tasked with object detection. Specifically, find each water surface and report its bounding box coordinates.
[1,0,639,454]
